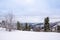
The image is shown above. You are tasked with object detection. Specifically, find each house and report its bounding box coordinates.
[52,23,60,32]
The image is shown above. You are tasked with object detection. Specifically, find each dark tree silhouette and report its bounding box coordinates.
[17,21,21,30]
[44,17,50,32]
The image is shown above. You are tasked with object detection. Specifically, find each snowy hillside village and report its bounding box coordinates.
[0,0,60,40]
[0,14,60,32]
[0,21,60,32]
[0,15,60,40]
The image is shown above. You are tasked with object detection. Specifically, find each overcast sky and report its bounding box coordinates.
[0,0,60,23]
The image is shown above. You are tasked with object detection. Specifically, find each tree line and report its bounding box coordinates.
[17,17,60,32]
[1,13,60,32]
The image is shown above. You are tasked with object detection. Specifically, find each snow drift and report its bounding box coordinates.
[0,27,60,40]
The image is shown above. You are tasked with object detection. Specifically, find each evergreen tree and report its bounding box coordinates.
[17,21,21,30]
[44,17,50,32]
[25,23,27,30]
[28,24,30,31]
[2,20,6,28]
[25,23,30,31]
[57,25,60,32]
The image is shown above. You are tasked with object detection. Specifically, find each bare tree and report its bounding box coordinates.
[4,13,14,31]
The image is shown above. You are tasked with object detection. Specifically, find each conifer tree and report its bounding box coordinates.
[17,21,21,30]
[25,23,30,31]
[44,17,50,32]
[57,25,60,32]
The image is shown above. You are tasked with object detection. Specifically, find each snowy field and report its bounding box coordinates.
[0,27,60,40]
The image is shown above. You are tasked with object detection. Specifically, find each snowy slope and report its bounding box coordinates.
[0,27,60,40]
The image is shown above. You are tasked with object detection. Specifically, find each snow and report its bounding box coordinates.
[0,27,60,40]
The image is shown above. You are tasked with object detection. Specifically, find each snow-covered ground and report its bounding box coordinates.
[0,27,60,40]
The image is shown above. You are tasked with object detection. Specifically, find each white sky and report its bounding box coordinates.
[0,0,60,23]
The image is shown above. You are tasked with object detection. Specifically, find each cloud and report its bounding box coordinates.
[16,16,60,23]
[0,0,51,16]
[16,16,44,23]
[0,0,60,22]
[0,0,60,16]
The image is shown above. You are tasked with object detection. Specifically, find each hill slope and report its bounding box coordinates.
[0,27,60,40]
